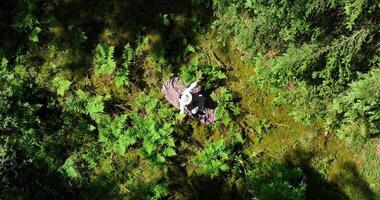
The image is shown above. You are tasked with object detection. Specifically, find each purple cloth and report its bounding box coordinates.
[162,77,215,125]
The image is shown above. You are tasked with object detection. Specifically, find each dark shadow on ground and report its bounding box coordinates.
[0,0,213,70]
[0,156,80,200]
[0,0,214,96]
[0,80,121,199]
[286,149,349,200]
[0,151,124,200]
[332,161,376,200]
[169,148,376,200]
[286,148,376,200]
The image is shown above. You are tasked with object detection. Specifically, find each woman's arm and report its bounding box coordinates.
[179,100,185,113]
[183,80,199,94]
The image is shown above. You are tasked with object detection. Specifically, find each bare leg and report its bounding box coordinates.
[197,94,205,114]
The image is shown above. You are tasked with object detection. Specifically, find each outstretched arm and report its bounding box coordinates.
[183,80,199,94]
[179,100,185,114]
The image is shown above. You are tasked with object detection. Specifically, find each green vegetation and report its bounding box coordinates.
[0,0,379,199]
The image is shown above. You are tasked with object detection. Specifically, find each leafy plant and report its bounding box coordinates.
[330,67,380,145]
[64,90,106,124]
[53,75,71,96]
[86,95,105,123]
[211,87,240,127]
[60,154,79,179]
[192,139,231,178]
[115,44,133,88]
[93,43,116,76]
[247,160,306,200]
[28,26,41,42]
[117,92,177,163]
[0,141,17,193]
[180,57,226,86]
[0,58,13,86]
[12,0,42,43]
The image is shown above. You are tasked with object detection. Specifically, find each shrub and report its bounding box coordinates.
[330,67,380,144]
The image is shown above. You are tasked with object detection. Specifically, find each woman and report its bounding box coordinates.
[179,80,205,115]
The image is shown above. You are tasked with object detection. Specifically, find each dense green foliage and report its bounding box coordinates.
[0,0,379,199]
[247,160,306,200]
[331,67,380,145]
[213,0,380,142]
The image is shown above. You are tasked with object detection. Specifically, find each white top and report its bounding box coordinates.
[179,81,198,113]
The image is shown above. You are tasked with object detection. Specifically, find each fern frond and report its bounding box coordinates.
[93,43,116,75]
[86,95,104,123]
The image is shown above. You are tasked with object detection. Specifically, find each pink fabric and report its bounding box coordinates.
[162,77,215,125]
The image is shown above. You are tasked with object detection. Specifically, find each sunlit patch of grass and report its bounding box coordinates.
[360,139,380,196]
[195,32,377,198]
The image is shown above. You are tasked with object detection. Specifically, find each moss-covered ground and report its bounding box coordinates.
[193,34,380,200]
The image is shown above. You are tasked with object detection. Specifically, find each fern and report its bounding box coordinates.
[90,91,177,162]
[60,155,79,178]
[53,75,71,96]
[117,130,136,155]
[97,114,133,154]
[153,184,169,200]
[114,75,127,88]
[180,57,226,86]
[59,146,104,181]
[192,139,230,178]
[115,44,133,88]
[211,87,240,127]
[12,1,41,42]
[127,113,176,163]
[93,43,116,76]
[116,92,177,163]
[123,43,134,67]
[64,90,89,113]
[86,95,104,123]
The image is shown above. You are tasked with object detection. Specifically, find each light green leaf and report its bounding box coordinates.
[28,26,41,42]
[163,147,176,157]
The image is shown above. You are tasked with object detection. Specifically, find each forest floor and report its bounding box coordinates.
[3,1,380,199]
[196,34,380,200]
